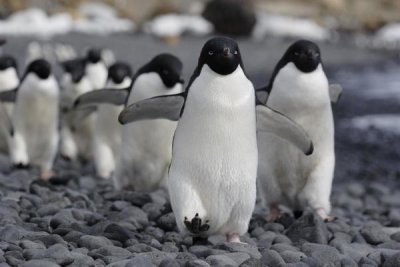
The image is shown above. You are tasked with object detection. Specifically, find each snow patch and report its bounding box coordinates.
[252,13,330,40]
[144,14,213,38]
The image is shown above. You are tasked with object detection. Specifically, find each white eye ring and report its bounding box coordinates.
[294,52,300,56]
[234,50,238,55]
[208,51,214,55]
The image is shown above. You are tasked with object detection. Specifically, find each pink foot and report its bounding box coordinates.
[267,204,281,222]
[41,170,55,181]
[226,233,244,243]
[316,208,336,222]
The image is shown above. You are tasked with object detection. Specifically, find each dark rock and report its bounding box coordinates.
[383,253,400,267]
[89,245,131,258]
[157,213,177,232]
[202,0,256,36]
[280,250,306,263]
[159,258,181,267]
[132,251,178,265]
[104,223,135,243]
[285,212,329,244]
[225,252,250,265]
[391,232,400,242]
[239,258,263,267]
[185,259,211,267]
[126,255,156,267]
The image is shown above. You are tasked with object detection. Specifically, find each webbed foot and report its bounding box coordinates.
[184,213,210,235]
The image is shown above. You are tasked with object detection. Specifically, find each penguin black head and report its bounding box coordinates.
[108,62,133,84]
[281,40,321,73]
[26,59,51,79]
[87,48,102,64]
[138,54,184,88]
[0,55,17,71]
[61,59,86,83]
[199,37,242,75]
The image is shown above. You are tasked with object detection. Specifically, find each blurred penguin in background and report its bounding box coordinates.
[92,62,133,179]
[59,59,95,162]
[0,55,19,154]
[0,59,59,180]
[85,48,108,90]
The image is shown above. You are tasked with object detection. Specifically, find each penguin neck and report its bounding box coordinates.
[128,72,182,104]
[106,77,131,90]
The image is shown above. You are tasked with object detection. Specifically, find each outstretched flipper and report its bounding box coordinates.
[68,106,98,130]
[256,104,313,155]
[184,213,210,235]
[119,93,185,124]
[329,84,343,103]
[0,89,18,103]
[74,88,129,108]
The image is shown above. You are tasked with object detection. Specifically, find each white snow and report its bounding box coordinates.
[252,13,330,40]
[348,114,400,135]
[375,23,400,43]
[144,14,213,38]
[0,4,135,37]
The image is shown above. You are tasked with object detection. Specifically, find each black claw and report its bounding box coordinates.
[184,213,210,235]
[13,163,30,169]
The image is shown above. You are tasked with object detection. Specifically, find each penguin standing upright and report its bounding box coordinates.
[0,59,59,180]
[0,55,19,153]
[256,40,342,221]
[85,48,108,90]
[74,54,184,190]
[92,62,132,179]
[119,37,313,242]
[59,59,95,161]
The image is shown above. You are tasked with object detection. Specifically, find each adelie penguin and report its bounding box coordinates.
[85,48,108,90]
[0,55,19,154]
[119,37,313,242]
[0,59,59,180]
[256,40,342,222]
[59,58,95,161]
[92,62,133,179]
[74,54,183,189]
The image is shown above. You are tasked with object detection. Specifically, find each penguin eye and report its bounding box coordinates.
[294,52,300,57]
[234,50,238,55]
[208,51,214,56]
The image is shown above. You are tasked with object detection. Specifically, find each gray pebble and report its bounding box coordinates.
[301,243,341,266]
[285,212,329,244]
[20,259,60,267]
[261,249,285,266]
[185,259,211,267]
[383,252,400,267]
[132,251,178,265]
[78,235,113,250]
[239,258,263,267]
[206,254,237,266]
[280,250,306,263]
[217,242,261,259]
[157,213,177,232]
[126,255,156,267]
[361,224,391,245]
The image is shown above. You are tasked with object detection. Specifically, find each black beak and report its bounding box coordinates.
[223,47,230,57]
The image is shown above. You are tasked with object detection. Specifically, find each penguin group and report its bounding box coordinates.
[0,36,342,243]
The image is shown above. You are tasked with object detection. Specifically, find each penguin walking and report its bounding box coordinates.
[119,37,313,242]
[74,54,184,190]
[59,59,95,161]
[0,55,19,153]
[0,59,59,180]
[256,40,342,222]
[92,62,132,179]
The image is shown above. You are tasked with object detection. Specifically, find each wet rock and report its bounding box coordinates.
[285,212,329,244]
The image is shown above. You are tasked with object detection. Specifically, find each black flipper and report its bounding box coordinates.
[118,93,185,125]
[329,84,343,103]
[256,104,314,155]
[0,89,18,103]
[74,88,129,108]
[68,106,98,130]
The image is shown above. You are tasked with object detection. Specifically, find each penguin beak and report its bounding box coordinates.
[223,48,230,57]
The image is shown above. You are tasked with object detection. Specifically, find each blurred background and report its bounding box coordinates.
[0,0,400,204]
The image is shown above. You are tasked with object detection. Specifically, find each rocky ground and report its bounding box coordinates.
[0,34,400,266]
